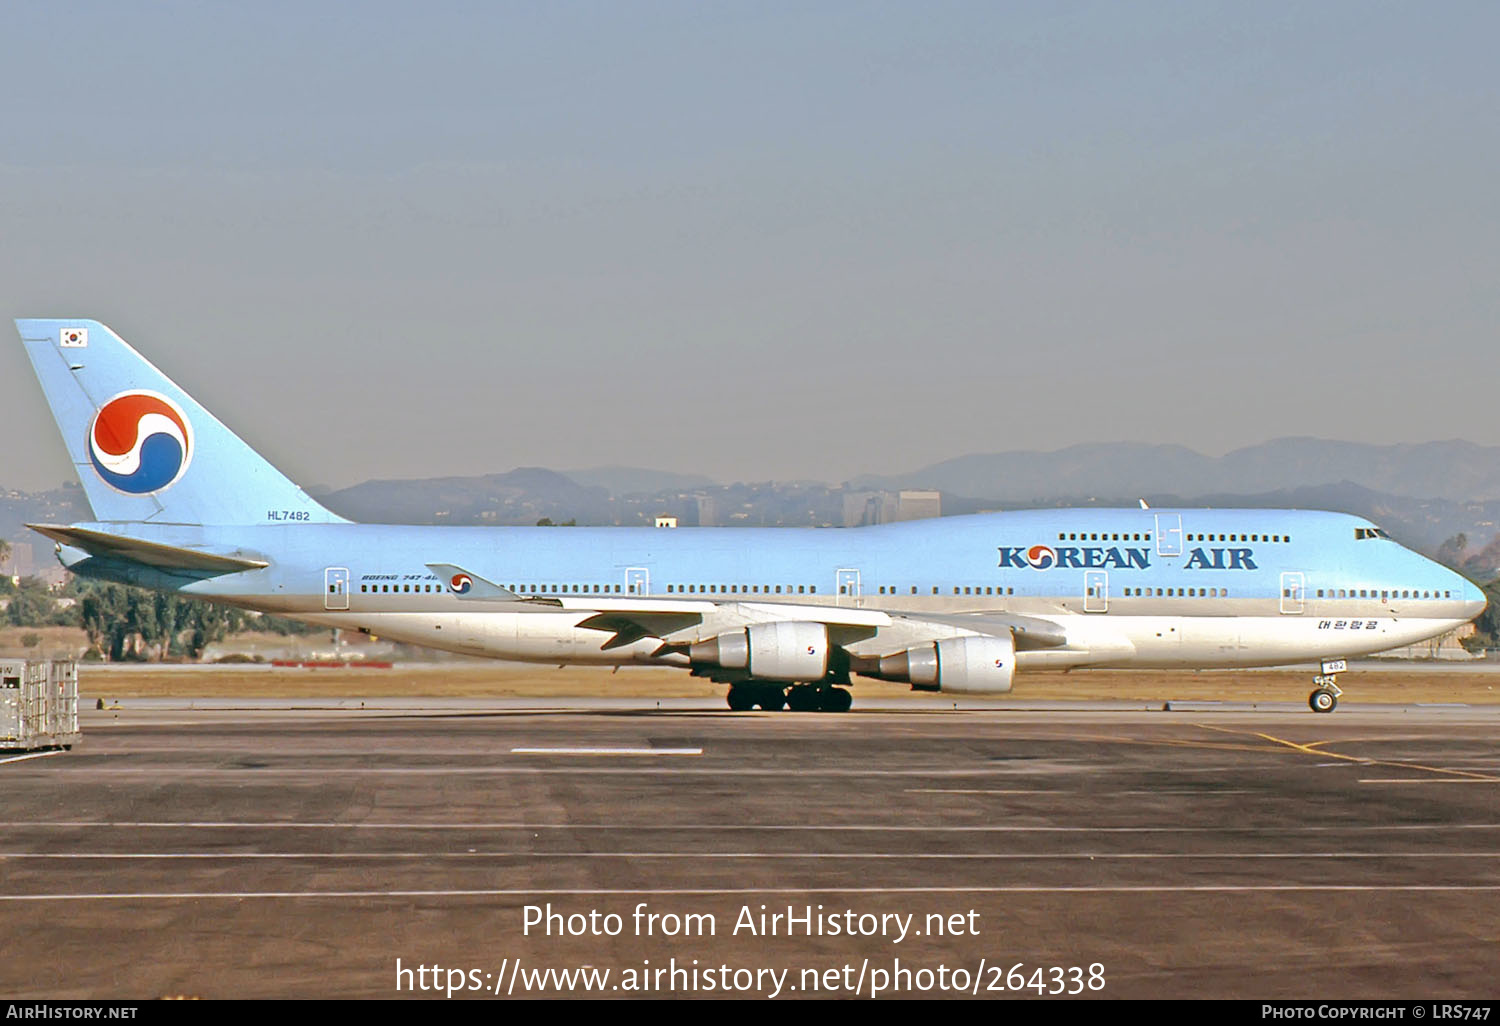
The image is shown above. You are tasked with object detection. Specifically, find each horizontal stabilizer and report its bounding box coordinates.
[425,564,521,601]
[27,524,269,574]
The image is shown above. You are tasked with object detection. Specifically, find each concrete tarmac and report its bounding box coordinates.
[2,700,1499,999]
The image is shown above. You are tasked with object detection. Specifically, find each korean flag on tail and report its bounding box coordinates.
[59,327,88,348]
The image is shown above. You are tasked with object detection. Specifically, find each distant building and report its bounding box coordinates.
[654,515,678,529]
[841,489,942,526]
[695,494,719,528]
[841,491,896,527]
[896,490,941,521]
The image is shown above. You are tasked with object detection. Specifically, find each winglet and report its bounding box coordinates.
[426,564,521,601]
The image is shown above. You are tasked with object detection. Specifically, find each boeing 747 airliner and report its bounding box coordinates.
[15,320,1487,712]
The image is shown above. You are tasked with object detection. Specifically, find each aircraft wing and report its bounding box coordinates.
[885,610,1068,650]
[26,524,270,575]
[422,563,1067,655]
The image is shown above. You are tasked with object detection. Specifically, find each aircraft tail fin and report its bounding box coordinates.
[15,319,346,526]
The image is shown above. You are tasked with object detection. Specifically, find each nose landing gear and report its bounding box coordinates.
[1309,659,1346,713]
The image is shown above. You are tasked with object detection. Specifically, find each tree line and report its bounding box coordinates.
[2,574,317,661]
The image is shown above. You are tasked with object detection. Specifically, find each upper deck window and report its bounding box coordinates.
[1355,527,1391,541]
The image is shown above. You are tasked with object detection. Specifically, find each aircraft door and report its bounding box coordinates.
[836,568,862,607]
[1155,513,1183,556]
[324,567,350,610]
[1084,570,1109,612]
[1280,572,1305,614]
[625,567,650,596]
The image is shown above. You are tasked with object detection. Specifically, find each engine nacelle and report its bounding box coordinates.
[689,621,829,682]
[877,634,1015,695]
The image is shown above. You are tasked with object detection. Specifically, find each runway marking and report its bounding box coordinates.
[7,884,1500,902]
[9,768,1077,777]
[1193,725,1500,782]
[1359,778,1500,785]
[509,747,703,756]
[4,850,1499,860]
[0,751,65,765]
[902,788,1260,796]
[9,821,1500,833]
[1062,734,1277,755]
[905,788,1062,795]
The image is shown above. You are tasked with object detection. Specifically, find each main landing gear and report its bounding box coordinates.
[725,682,852,713]
[1309,658,1346,713]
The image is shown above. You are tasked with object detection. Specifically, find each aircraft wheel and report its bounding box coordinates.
[756,685,787,712]
[786,684,819,712]
[820,687,853,713]
[1309,688,1338,714]
[726,686,756,712]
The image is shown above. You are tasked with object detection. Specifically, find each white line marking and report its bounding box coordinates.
[509,747,702,756]
[9,821,1500,833]
[1359,778,1500,784]
[904,788,1259,796]
[905,789,1062,795]
[6,884,1500,902]
[0,751,65,765]
[0,767,1054,776]
[3,850,1498,860]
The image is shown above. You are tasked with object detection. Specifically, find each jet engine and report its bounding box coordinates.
[876,634,1015,695]
[688,621,829,682]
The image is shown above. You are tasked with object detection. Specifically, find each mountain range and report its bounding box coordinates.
[6,439,1500,576]
[855,438,1500,504]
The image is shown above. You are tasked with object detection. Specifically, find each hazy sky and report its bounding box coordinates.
[2,1,1496,492]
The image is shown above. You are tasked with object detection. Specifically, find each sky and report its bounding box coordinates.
[2,1,1496,492]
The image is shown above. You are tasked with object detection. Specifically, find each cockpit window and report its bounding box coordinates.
[1355,527,1390,540]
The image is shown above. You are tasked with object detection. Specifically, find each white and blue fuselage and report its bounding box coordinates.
[16,319,1487,710]
[56,507,1483,672]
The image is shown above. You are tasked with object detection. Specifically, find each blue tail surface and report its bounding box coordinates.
[15,319,345,526]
